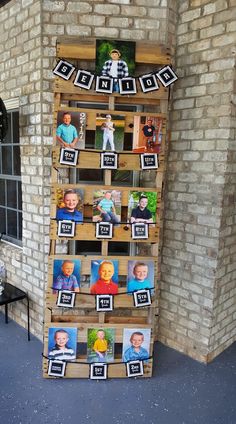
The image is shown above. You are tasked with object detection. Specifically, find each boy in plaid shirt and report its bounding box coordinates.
[102,49,128,92]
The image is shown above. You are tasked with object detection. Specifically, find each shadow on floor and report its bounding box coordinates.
[0,313,235,424]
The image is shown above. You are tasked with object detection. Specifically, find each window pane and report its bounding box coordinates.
[18,181,22,210]
[13,145,21,175]
[18,211,22,240]
[7,180,17,209]
[2,146,12,175]
[0,180,5,205]
[3,113,11,144]
[7,209,17,238]
[12,111,19,143]
[0,207,6,234]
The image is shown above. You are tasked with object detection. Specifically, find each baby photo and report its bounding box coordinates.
[56,110,86,149]
[48,327,77,361]
[90,259,119,295]
[122,328,151,363]
[95,113,125,151]
[92,189,121,224]
[52,259,81,292]
[56,187,84,223]
[132,115,163,153]
[127,260,154,294]
[87,328,115,363]
[127,191,157,225]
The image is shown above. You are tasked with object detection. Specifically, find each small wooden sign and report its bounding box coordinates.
[140,153,158,170]
[90,363,108,380]
[96,294,113,312]
[126,360,144,377]
[96,222,113,239]
[48,360,66,377]
[57,220,75,237]
[57,290,76,308]
[131,223,149,240]
[133,289,152,308]
[53,60,75,80]
[100,152,118,169]
[59,148,78,166]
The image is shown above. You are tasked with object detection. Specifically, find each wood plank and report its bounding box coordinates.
[56,38,171,65]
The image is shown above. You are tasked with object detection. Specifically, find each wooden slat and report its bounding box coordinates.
[56,38,171,65]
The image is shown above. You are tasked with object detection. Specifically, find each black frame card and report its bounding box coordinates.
[131,223,149,240]
[48,360,66,377]
[59,148,79,166]
[96,222,113,239]
[73,69,94,90]
[119,77,137,95]
[139,74,159,93]
[95,76,113,94]
[156,65,178,87]
[53,60,75,80]
[100,152,118,169]
[126,360,144,377]
[96,294,114,312]
[57,290,76,308]
[90,363,108,380]
[140,153,158,170]
[57,220,76,237]
[133,289,152,308]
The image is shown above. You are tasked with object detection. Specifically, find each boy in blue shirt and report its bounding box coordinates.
[97,191,119,224]
[127,262,152,293]
[123,331,149,362]
[56,112,78,148]
[56,189,83,222]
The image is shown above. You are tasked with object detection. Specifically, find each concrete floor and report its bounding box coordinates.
[0,313,235,424]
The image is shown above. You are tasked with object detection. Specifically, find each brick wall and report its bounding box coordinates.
[159,0,236,361]
[0,0,235,361]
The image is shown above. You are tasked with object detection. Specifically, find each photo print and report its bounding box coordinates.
[56,110,86,149]
[92,189,121,225]
[87,327,115,363]
[90,259,119,295]
[127,260,154,294]
[56,187,84,223]
[52,259,81,293]
[132,115,163,153]
[122,328,151,363]
[96,39,136,93]
[48,327,77,361]
[95,113,125,151]
[127,191,157,226]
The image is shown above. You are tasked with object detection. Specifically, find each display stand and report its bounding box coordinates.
[43,39,171,378]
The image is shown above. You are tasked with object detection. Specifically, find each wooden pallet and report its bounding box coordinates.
[43,38,171,379]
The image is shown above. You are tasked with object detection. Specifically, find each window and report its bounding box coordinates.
[0,109,22,245]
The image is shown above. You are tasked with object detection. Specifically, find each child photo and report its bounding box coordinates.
[48,327,77,361]
[87,328,115,363]
[128,191,157,224]
[56,187,84,223]
[90,259,119,295]
[122,328,151,363]
[132,115,163,153]
[56,110,86,149]
[95,113,125,151]
[52,259,81,292]
[96,39,136,92]
[127,260,154,294]
[92,189,121,224]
